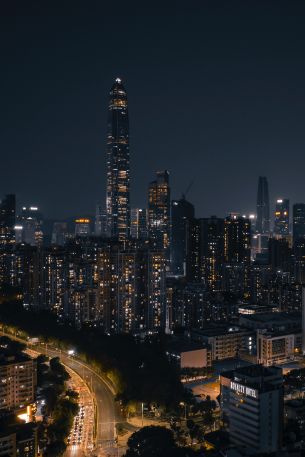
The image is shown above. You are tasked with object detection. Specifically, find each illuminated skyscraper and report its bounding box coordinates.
[274,199,289,236]
[256,176,270,233]
[106,78,130,240]
[148,170,170,259]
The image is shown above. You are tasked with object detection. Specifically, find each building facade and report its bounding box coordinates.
[256,176,270,234]
[171,197,194,276]
[148,170,170,261]
[274,199,290,236]
[220,365,283,454]
[106,78,130,240]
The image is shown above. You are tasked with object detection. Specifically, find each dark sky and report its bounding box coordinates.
[1,1,305,220]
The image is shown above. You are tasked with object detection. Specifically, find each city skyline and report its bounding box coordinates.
[1,2,305,219]
[2,4,305,457]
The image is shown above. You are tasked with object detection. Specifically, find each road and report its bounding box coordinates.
[44,347,119,455]
[1,329,123,456]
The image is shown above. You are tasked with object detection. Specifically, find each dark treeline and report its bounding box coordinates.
[0,299,183,409]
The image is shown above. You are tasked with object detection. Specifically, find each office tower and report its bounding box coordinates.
[0,194,16,245]
[256,176,270,233]
[274,198,289,235]
[74,218,91,237]
[106,78,130,240]
[293,203,305,244]
[148,170,170,259]
[51,222,68,246]
[130,208,148,239]
[224,214,251,264]
[171,197,195,276]
[17,206,43,246]
[220,365,283,453]
[95,204,108,236]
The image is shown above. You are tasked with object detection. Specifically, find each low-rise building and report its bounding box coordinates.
[0,418,38,457]
[189,326,254,361]
[166,341,212,370]
[257,329,302,366]
[239,312,301,332]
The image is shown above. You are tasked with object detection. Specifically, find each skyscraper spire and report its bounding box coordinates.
[106,78,130,240]
[256,176,270,233]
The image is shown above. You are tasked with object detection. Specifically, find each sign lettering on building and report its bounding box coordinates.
[230,381,257,399]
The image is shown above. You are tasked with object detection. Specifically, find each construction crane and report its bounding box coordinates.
[182,180,194,200]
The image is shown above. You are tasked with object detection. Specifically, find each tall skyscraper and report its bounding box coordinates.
[106,78,130,240]
[274,199,289,236]
[148,170,170,258]
[256,176,270,233]
[293,203,305,244]
[171,197,195,275]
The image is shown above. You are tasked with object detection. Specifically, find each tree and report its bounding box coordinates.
[125,426,177,457]
[44,440,66,456]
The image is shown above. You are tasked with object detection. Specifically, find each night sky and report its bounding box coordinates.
[1,1,305,220]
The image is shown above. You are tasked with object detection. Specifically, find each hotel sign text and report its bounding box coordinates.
[230,381,257,399]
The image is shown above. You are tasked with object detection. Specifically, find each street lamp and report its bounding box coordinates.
[141,402,144,427]
[179,402,187,421]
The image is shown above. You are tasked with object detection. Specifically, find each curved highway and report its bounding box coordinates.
[0,329,123,456]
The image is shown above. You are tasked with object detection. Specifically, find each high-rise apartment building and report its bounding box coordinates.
[186,216,225,290]
[256,177,270,234]
[220,365,283,454]
[171,197,194,276]
[106,78,130,240]
[274,199,289,236]
[97,242,166,333]
[0,351,37,414]
[130,208,148,239]
[224,214,251,264]
[148,170,170,260]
